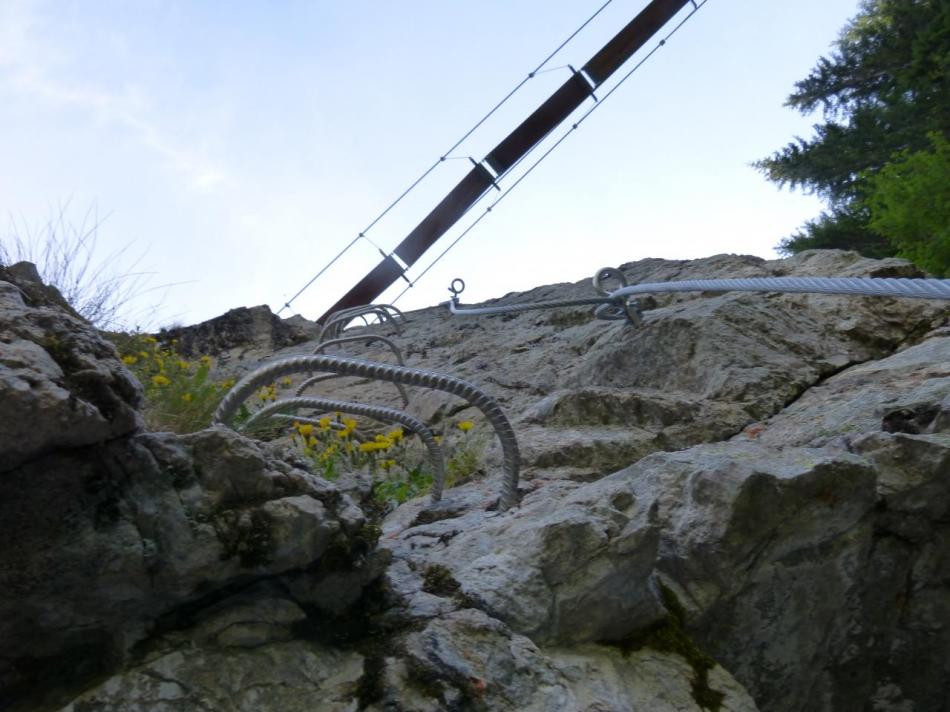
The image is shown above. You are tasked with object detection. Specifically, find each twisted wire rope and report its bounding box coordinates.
[446,269,950,323]
[609,276,950,301]
[214,355,521,510]
[241,395,446,502]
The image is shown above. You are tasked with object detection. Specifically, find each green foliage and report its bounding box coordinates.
[373,466,434,507]
[286,416,487,509]
[757,0,950,262]
[288,417,433,506]
[371,421,486,507]
[111,334,236,433]
[288,416,375,481]
[421,565,461,597]
[445,420,485,487]
[776,204,893,257]
[864,132,950,275]
[369,420,486,507]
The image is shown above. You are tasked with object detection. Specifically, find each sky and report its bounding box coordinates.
[0,0,864,328]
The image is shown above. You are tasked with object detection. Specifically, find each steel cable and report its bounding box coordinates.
[608,276,950,301]
[446,270,950,323]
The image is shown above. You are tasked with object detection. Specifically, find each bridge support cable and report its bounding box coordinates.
[276,1,616,317]
[318,0,696,321]
[390,0,707,306]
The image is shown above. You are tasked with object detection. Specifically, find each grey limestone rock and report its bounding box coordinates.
[0,266,143,471]
[738,333,949,449]
[234,250,947,480]
[369,608,758,712]
[4,251,949,712]
[616,436,950,712]
[60,591,364,712]
[380,475,663,646]
[158,304,314,360]
[0,426,370,710]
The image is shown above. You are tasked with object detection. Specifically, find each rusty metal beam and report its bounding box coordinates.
[583,0,689,85]
[318,256,405,323]
[485,71,595,175]
[393,163,496,266]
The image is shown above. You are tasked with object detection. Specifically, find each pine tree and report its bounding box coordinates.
[756,0,950,262]
[865,132,950,275]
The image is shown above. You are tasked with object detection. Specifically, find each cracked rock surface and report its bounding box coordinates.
[0,262,143,471]
[1,251,947,712]
[202,250,947,482]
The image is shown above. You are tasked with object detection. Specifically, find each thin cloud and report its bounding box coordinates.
[0,0,231,193]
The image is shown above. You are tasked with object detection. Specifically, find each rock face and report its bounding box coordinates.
[159,304,316,359]
[0,262,143,471]
[202,250,945,482]
[1,251,947,712]
[0,267,378,711]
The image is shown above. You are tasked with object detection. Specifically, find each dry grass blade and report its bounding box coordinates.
[1,202,170,330]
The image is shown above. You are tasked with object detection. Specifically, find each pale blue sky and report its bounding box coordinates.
[1,0,862,327]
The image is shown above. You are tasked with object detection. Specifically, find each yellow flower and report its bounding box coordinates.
[151,374,171,386]
[388,427,404,442]
[374,434,394,449]
[181,392,193,402]
[318,416,331,431]
[308,436,318,447]
[220,378,236,390]
[177,360,191,370]
[139,351,149,359]
[337,417,358,438]
[199,355,213,367]
[381,459,396,471]
[457,420,475,432]
[297,423,314,437]
[143,336,158,344]
[281,376,293,386]
[359,441,388,453]
[121,355,138,365]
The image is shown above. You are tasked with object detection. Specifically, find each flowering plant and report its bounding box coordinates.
[113,334,237,432]
[288,416,485,508]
